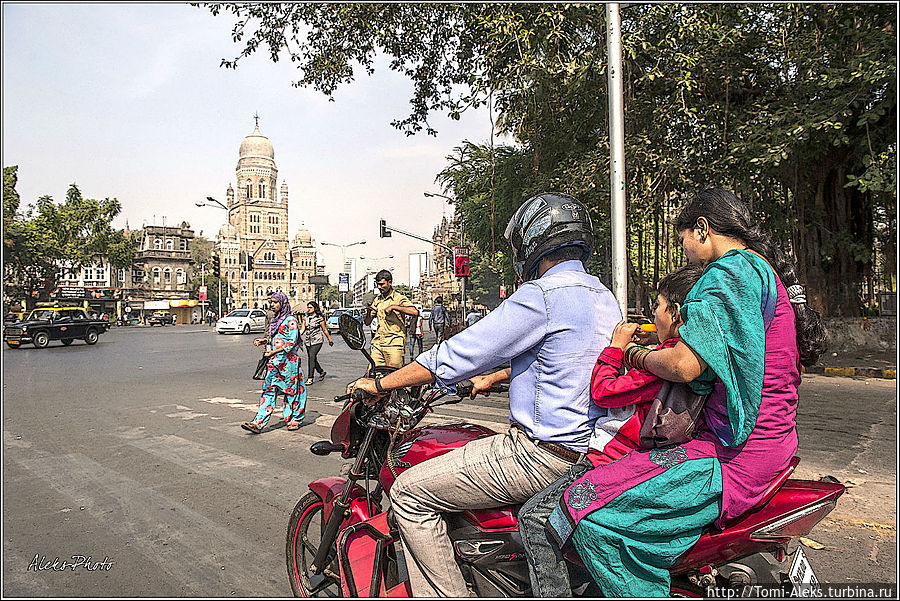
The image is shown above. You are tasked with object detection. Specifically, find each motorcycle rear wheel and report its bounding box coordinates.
[286,491,343,597]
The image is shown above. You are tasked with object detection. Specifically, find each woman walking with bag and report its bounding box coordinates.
[301,301,333,385]
[241,291,306,433]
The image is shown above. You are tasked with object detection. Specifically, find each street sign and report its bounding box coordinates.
[453,246,470,277]
[338,273,350,293]
[199,286,207,302]
[56,286,85,299]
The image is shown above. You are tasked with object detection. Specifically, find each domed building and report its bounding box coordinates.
[215,119,320,311]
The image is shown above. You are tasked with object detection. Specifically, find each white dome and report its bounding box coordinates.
[294,223,313,247]
[239,125,274,160]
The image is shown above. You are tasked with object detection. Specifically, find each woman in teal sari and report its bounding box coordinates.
[548,189,826,596]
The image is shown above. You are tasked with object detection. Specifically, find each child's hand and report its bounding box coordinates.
[610,321,640,349]
[633,327,659,346]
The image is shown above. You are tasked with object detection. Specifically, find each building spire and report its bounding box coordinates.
[253,111,260,129]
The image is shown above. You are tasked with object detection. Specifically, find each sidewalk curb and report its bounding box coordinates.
[802,365,896,379]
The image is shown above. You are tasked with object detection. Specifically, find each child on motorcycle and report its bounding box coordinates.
[519,263,705,597]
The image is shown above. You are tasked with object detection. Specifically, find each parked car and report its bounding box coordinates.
[326,307,364,333]
[147,312,171,326]
[216,308,268,335]
[3,307,110,349]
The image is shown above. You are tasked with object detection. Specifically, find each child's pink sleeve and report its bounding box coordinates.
[591,347,664,408]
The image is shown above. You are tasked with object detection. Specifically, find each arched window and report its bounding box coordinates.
[164,268,172,282]
[176,269,185,284]
[166,239,174,250]
[259,182,266,199]
[154,238,162,250]
[153,267,161,283]
[246,179,253,200]
[180,239,187,250]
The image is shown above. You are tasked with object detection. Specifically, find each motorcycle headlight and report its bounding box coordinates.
[21,326,27,332]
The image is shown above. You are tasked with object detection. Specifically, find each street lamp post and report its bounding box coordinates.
[200,263,206,323]
[321,239,366,306]
[195,196,233,316]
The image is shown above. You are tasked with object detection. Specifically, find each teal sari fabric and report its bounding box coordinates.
[679,250,777,447]
[571,457,722,597]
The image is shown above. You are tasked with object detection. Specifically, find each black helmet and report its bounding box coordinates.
[504,193,593,280]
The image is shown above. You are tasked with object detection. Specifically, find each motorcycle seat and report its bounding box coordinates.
[711,456,800,531]
[463,505,522,531]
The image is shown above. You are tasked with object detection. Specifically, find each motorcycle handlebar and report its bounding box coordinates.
[454,379,509,399]
[333,389,376,403]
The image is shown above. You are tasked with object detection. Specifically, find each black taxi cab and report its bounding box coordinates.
[4,307,110,349]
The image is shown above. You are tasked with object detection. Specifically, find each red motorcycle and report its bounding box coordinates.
[285,315,844,597]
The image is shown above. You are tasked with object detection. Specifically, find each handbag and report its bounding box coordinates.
[252,329,303,380]
[638,380,709,449]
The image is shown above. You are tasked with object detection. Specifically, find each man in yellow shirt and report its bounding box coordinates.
[364,269,419,368]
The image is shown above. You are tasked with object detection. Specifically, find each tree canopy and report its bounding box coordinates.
[204,3,896,316]
[3,167,135,307]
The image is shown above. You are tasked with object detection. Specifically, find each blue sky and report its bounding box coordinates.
[2,3,507,283]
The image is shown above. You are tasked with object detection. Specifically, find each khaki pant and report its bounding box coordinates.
[388,426,574,597]
[371,343,405,368]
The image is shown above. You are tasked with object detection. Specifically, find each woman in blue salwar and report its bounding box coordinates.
[241,291,306,433]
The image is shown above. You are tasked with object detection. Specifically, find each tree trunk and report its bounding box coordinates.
[790,149,869,317]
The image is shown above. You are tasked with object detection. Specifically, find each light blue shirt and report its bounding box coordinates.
[416,260,621,452]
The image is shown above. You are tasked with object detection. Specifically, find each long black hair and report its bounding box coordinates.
[307,300,323,318]
[674,188,826,366]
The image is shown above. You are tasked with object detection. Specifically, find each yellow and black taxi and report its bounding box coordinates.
[4,306,110,349]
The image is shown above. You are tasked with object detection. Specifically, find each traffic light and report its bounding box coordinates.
[212,255,221,278]
[246,254,254,271]
[454,255,470,277]
[379,219,391,238]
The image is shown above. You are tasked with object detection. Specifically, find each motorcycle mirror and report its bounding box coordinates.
[339,313,366,350]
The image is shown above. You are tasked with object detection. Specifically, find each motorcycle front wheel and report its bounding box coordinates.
[286,491,343,597]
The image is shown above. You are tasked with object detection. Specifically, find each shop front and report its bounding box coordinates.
[169,299,199,325]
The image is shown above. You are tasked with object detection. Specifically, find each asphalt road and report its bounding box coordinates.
[2,325,896,596]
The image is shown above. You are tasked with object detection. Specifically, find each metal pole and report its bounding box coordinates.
[201,263,206,323]
[218,277,222,320]
[460,278,466,325]
[606,3,628,317]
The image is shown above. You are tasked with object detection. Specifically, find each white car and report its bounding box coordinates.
[216,309,267,335]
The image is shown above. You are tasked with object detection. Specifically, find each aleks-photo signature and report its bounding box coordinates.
[28,554,115,572]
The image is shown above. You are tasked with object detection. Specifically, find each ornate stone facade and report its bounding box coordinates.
[216,122,318,311]
[420,215,463,308]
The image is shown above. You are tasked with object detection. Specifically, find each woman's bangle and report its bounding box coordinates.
[624,344,652,371]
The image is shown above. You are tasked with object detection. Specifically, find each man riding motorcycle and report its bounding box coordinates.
[347,192,622,597]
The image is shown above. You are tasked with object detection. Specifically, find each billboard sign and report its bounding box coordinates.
[338,273,350,293]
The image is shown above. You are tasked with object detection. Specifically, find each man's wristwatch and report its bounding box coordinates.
[375,376,386,393]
